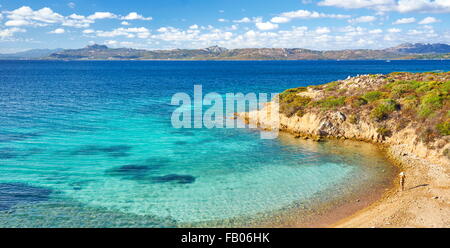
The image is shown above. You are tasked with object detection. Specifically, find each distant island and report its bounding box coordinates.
[1,43,450,60]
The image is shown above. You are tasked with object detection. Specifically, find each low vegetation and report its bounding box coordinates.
[278,72,450,143]
[370,99,399,121]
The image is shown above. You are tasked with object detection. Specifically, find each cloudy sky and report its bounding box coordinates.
[0,0,449,53]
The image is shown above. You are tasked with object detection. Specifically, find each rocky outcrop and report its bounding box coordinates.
[238,74,450,168]
[240,102,449,167]
[239,72,450,227]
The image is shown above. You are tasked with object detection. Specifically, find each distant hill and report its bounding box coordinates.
[15,43,450,60]
[384,43,450,54]
[0,49,62,59]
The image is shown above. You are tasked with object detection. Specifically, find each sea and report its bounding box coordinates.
[0,60,448,227]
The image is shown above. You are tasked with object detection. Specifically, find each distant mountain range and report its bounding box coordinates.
[0,49,63,59]
[385,43,450,54]
[1,43,449,60]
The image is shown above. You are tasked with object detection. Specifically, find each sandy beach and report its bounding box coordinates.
[333,145,450,228]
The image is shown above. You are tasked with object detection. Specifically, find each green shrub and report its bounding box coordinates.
[415,80,444,94]
[279,93,312,117]
[436,120,450,136]
[324,81,341,91]
[390,83,417,98]
[279,87,307,99]
[370,99,399,121]
[418,91,443,118]
[363,91,383,103]
[401,98,419,110]
[345,96,367,107]
[442,81,450,94]
[315,96,346,109]
[415,84,433,94]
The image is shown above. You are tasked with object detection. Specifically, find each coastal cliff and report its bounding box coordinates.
[239,72,450,227]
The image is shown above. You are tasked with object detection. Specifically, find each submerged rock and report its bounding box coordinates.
[152,174,196,184]
[0,183,52,211]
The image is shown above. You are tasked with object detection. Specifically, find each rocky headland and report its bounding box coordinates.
[239,72,450,227]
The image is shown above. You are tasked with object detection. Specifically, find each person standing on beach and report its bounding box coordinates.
[399,172,406,191]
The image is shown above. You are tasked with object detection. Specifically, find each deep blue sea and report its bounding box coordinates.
[0,60,449,227]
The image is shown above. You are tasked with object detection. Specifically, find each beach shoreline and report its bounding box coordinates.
[237,72,449,228]
[248,127,449,228]
[332,143,449,228]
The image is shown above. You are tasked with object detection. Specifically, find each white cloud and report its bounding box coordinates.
[91,22,448,51]
[0,27,26,38]
[406,25,437,36]
[397,0,450,13]
[270,9,350,24]
[103,40,141,48]
[189,24,199,29]
[418,16,439,24]
[88,12,117,20]
[62,14,93,28]
[348,15,376,23]
[95,27,150,39]
[121,12,152,21]
[393,17,416,24]
[270,17,291,23]
[5,19,31,27]
[369,29,383,34]
[4,6,64,27]
[105,40,118,46]
[49,28,65,34]
[229,25,238,30]
[121,21,130,25]
[68,2,76,9]
[255,22,279,31]
[318,0,395,9]
[318,0,450,13]
[218,18,227,22]
[82,29,95,34]
[4,6,93,28]
[233,17,252,23]
[315,27,331,34]
[388,28,402,33]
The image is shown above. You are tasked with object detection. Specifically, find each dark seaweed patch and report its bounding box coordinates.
[0,132,40,143]
[174,141,188,145]
[0,147,44,160]
[197,138,215,144]
[72,145,132,158]
[0,183,52,211]
[105,158,195,184]
[151,174,196,184]
[0,148,19,160]
[106,164,152,180]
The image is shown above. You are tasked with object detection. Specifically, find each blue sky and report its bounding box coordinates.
[0,0,449,53]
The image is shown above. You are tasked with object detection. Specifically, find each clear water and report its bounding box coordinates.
[0,60,449,227]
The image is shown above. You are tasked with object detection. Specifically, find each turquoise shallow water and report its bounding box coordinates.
[0,60,448,227]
